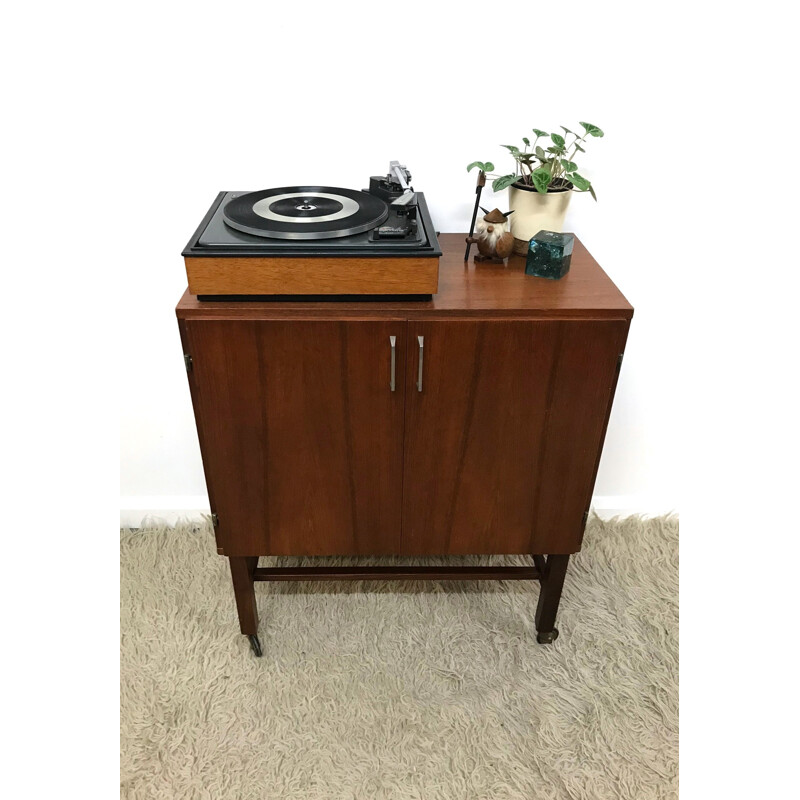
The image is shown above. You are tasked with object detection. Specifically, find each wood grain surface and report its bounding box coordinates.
[401,320,557,554]
[530,320,630,553]
[400,320,628,555]
[177,233,632,558]
[183,319,407,556]
[177,234,632,320]
[185,255,439,296]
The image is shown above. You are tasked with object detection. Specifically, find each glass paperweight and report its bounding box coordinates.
[525,230,575,280]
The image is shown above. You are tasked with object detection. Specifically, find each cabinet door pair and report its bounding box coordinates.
[182,318,627,558]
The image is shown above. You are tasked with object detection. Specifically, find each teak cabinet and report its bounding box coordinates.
[177,234,633,655]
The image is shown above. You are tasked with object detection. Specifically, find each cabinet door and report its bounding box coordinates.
[183,320,406,556]
[401,319,628,555]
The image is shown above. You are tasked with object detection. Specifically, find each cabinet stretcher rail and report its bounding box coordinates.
[252,565,542,581]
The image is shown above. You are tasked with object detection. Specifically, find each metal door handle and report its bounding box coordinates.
[417,335,424,392]
[389,336,396,392]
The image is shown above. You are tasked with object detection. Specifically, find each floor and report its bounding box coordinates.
[121,515,678,799]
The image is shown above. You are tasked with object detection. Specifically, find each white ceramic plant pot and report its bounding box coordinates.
[508,183,572,255]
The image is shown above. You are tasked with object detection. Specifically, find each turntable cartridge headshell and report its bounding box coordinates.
[388,161,413,200]
[367,160,417,208]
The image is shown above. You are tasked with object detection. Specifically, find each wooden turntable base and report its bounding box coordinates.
[184,254,440,296]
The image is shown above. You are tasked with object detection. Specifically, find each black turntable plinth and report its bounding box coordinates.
[183,174,441,296]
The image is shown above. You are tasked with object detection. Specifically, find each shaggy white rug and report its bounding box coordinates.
[121,515,678,799]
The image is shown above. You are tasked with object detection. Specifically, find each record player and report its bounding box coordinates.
[183,161,441,297]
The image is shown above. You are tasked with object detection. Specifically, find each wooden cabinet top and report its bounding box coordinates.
[176,233,632,320]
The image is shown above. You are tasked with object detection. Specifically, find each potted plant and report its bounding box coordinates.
[468,122,604,255]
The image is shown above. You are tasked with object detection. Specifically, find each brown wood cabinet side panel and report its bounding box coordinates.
[401,320,558,555]
[532,320,630,553]
[185,320,406,557]
[177,319,223,553]
[577,319,631,549]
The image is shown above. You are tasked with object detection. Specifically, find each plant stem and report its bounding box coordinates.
[568,131,587,162]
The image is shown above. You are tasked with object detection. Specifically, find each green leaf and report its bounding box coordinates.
[532,128,548,138]
[531,167,551,194]
[561,159,577,172]
[535,145,546,159]
[492,174,519,192]
[484,161,494,172]
[522,137,530,146]
[569,172,591,191]
[579,121,604,137]
[589,184,597,201]
[574,143,585,153]
[466,161,485,173]
[560,126,575,136]
[501,144,520,155]
[551,132,565,147]
[546,145,566,155]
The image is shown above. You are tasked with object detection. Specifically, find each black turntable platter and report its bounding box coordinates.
[223,187,389,240]
[184,191,441,258]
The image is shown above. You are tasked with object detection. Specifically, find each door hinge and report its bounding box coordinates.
[211,512,219,528]
[617,352,624,372]
[184,354,193,373]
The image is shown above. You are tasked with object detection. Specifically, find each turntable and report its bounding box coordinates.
[183,161,441,297]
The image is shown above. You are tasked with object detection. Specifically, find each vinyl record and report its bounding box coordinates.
[222,187,389,240]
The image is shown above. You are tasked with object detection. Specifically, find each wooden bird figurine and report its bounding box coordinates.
[465,207,515,262]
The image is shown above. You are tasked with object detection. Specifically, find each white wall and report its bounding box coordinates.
[119,1,685,525]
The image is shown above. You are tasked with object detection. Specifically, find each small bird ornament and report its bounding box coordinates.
[465,207,515,262]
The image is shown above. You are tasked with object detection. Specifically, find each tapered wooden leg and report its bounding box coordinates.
[535,554,570,644]
[229,556,259,635]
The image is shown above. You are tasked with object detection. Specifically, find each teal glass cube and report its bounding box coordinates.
[525,230,574,279]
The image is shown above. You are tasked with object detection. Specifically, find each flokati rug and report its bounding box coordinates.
[121,515,678,799]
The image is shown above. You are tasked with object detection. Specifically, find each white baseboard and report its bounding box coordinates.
[120,495,677,528]
[590,495,678,520]
[120,496,211,528]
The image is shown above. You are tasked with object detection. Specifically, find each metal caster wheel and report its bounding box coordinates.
[247,634,263,657]
[536,628,559,644]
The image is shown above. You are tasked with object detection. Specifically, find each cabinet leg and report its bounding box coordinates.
[535,554,569,644]
[229,557,261,654]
